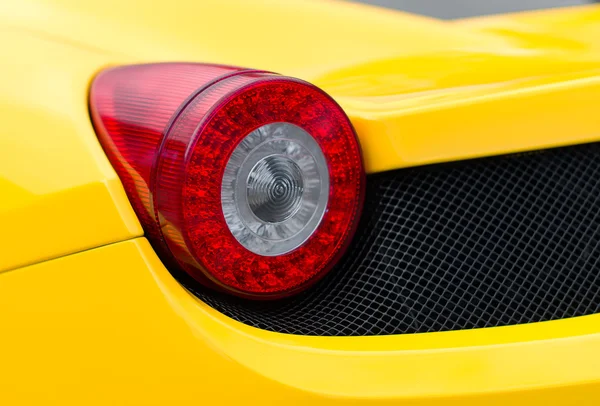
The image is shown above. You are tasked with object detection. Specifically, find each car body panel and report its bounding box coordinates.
[0,1,599,174]
[1,1,600,403]
[1,238,600,405]
[1,3,599,272]
[0,27,141,273]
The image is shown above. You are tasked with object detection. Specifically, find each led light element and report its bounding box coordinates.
[90,63,365,299]
[222,122,329,256]
[247,155,304,223]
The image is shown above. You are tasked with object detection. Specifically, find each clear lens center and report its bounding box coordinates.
[221,122,329,256]
[247,156,304,223]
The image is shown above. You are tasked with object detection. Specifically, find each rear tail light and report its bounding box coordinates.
[90,63,365,299]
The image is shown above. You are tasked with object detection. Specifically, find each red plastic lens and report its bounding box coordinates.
[91,63,365,299]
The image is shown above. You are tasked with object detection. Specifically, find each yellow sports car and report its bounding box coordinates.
[2,0,600,404]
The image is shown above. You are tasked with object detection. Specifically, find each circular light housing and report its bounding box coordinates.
[90,64,365,299]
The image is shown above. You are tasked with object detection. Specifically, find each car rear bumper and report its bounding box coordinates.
[1,237,600,405]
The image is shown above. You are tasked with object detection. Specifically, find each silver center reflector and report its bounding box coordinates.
[221,122,329,256]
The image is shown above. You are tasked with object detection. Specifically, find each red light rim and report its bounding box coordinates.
[89,64,365,300]
[155,76,365,299]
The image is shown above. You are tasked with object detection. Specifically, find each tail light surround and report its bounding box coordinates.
[91,63,365,299]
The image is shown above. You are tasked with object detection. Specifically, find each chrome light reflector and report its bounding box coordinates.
[221,122,329,256]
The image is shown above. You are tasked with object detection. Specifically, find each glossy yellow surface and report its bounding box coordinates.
[0,27,142,272]
[1,238,600,405]
[0,1,599,174]
[1,0,600,404]
[0,1,599,271]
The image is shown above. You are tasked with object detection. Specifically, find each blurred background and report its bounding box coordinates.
[350,0,598,19]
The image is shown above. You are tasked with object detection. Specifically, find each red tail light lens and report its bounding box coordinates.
[91,63,365,299]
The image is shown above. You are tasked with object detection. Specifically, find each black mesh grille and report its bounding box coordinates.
[188,143,600,336]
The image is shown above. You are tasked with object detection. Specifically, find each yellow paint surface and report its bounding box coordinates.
[1,239,600,404]
[0,1,599,403]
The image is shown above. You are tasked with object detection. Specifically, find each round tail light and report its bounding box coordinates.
[90,63,365,299]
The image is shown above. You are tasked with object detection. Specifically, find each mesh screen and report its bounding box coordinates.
[187,143,600,336]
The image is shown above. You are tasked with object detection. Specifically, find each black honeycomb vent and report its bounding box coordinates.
[188,143,600,336]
